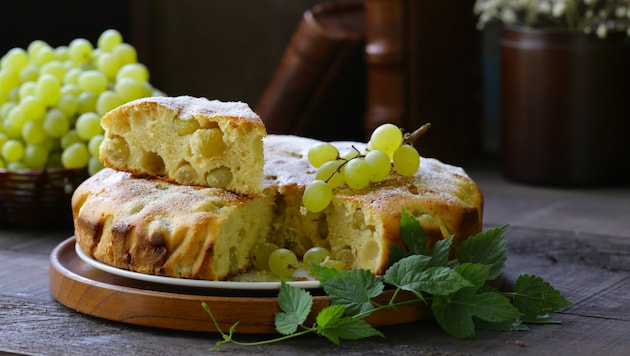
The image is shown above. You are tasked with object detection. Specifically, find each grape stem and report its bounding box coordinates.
[403,123,431,146]
[323,145,362,183]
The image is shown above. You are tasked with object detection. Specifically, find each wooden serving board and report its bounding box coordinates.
[49,237,433,334]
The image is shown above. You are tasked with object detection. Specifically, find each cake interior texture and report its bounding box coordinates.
[74,134,483,281]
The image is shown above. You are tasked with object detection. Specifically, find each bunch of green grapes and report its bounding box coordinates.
[0,29,164,174]
[250,243,332,279]
[302,123,423,213]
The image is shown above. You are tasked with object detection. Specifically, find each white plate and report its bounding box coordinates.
[75,243,321,290]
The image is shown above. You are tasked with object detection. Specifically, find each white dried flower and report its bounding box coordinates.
[596,24,608,38]
[552,2,567,18]
[615,7,626,18]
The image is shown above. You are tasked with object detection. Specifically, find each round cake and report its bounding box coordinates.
[73,134,483,281]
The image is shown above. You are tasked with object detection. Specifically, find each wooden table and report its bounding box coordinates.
[1,163,629,355]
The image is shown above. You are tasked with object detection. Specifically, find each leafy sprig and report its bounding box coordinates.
[204,208,573,349]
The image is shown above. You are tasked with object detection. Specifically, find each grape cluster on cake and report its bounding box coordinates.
[72,96,483,281]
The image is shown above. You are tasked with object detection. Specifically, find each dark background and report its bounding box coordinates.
[2,0,487,161]
[0,0,329,105]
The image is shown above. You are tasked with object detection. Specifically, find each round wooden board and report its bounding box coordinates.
[49,237,433,334]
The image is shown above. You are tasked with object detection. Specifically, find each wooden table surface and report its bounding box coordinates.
[1,163,629,356]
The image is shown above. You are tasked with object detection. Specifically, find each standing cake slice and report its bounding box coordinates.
[99,96,266,196]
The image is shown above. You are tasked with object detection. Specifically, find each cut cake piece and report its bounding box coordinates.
[99,96,266,196]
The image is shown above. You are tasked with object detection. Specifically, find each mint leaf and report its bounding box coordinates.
[456,224,509,279]
[429,236,453,267]
[316,305,384,344]
[453,263,491,289]
[312,264,384,316]
[274,281,313,335]
[390,208,429,263]
[513,274,573,318]
[385,258,473,297]
[432,288,522,339]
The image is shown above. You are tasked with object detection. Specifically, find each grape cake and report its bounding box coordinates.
[73,108,483,280]
[99,96,266,196]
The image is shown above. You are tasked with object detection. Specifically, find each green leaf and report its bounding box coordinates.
[312,264,384,316]
[389,207,429,264]
[429,236,453,267]
[432,288,522,339]
[385,259,474,297]
[513,274,573,318]
[456,224,509,279]
[454,263,491,289]
[274,280,313,335]
[316,305,384,345]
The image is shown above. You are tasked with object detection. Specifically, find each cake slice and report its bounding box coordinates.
[99,96,266,196]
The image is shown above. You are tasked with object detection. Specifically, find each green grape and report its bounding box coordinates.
[0,69,19,95]
[57,94,79,117]
[63,68,82,85]
[88,156,104,175]
[1,48,29,72]
[77,70,108,94]
[43,108,70,138]
[268,248,298,279]
[315,159,345,188]
[68,38,93,64]
[61,142,89,168]
[364,149,391,182]
[3,106,27,139]
[0,158,5,169]
[54,45,69,61]
[60,130,82,149]
[2,139,25,162]
[96,52,121,79]
[0,133,7,148]
[27,40,48,58]
[21,120,47,145]
[114,77,143,103]
[32,45,55,66]
[75,112,103,140]
[20,96,46,121]
[40,60,65,82]
[96,90,123,116]
[35,73,61,106]
[307,142,339,168]
[0,102,16,118]
[113,43,137,66]
[88,134,104,157]
[97,29,123,52]
[303,246,331,272]
[116,63,149,83]
[343,157,370,190]
[393,144,420,176]
[7,161,28,171]
[19,64,39,83]
[250,242,279,270]
[23,143,49,168]
[18,81,36,100]
[77,91,97,114]
[367,123,403,157]
[302,180,332,213]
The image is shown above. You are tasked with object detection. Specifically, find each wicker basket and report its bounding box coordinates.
[0,168,89,228]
